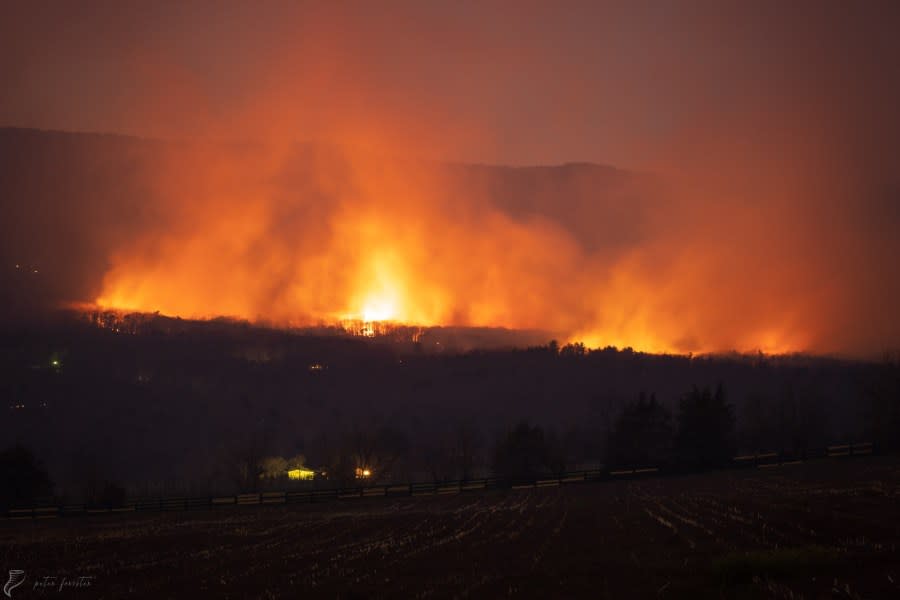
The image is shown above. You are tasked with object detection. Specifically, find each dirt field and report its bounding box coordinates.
[3,457,900,599]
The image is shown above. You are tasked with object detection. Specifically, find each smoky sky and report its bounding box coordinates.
[1,1,899,357]
[2,1,897,166]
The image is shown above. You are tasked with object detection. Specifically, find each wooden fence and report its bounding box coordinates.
[1,441,875,521]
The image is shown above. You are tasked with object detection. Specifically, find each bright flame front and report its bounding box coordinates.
[90,144,817,356]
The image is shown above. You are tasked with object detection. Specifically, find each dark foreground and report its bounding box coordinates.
[3,457,900,599]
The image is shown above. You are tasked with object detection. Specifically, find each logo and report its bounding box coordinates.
[3,570,25,598]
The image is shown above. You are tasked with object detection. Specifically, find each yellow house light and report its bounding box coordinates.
[287,467,315,480]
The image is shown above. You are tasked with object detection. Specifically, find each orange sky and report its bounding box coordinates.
[3,1,899,356]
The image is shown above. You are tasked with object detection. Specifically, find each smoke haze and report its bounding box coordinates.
[1,1,898,356]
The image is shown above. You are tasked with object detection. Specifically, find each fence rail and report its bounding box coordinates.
[1,442,878,521]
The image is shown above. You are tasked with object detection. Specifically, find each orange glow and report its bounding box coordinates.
[342,250,406,323]
[87,139,834,356]
[5,4,900,359]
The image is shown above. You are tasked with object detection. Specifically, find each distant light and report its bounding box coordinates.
[50,359,60,367]
[287,467,315,480]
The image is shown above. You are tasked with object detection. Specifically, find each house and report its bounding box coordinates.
[287,466,315,480]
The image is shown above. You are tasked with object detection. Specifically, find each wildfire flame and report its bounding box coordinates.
[3,3,899,359]
[346,251,405,324]
[85,138,855,356]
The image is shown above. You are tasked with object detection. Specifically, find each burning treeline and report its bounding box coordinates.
[83,132,890,357]
[0,127,897,357]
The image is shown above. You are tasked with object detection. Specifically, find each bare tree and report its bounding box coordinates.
[452,420,482,481]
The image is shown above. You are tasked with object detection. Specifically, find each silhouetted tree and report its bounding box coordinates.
[864,360,900,453]
[0,445,53,509]
[609,392,673,467]
[327,426,410,485]
[452,420,483,481]
[422,442,455,483]
[675,384,735,469]
[545,426,585,476]
[589,392,621,464]
[560,342,586,358]
[4,298,897,495]
[493,421,549,483]
[259,456,289,479]
[225,432,270,493]
[67,445,129,505]
[420,420,482,483]
[740,392,777,454]
[777,383,828,458]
